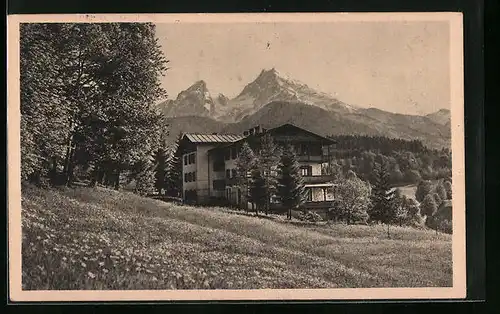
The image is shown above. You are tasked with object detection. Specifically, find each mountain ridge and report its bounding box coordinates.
[157,68,451,149]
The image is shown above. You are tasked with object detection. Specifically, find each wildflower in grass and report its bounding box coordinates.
[88,271,96,279]
[102,268,109,274]
[81,262,86,268]
[98,261,105,267]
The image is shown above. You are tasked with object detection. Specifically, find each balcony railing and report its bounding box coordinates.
[225,175,335,186]
[302,175,336,184]
[301,201,334,210]
[296,155,324,162]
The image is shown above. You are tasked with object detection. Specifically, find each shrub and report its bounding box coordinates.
[297,211,323,222]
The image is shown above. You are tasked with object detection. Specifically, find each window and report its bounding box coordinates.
[232,169,237,178]
[184,155,188,165]
[226,169,231,179]
[300,166,312,176]
[224,149,231,161]
[193,172,196,181]
[184,173,188,182]
[212,179,225,191]
[189,153,195,164]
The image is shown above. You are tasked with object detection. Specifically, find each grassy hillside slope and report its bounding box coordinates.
[22,185,452,290]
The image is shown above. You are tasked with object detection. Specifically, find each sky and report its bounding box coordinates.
[154,20,450,115]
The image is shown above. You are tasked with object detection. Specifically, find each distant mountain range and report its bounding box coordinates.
[158,68,451,149]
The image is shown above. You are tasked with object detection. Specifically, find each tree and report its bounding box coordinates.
[369,161,397,224]
[134,158,156,196]
[404,169,422,184]
[443,180,452,199]
[164,133,183,197]
[235,142,257,210]
[153,128,170,195]
[20,23,169,191]
[257,134,280,215]
[435,181,448,201]
[432,192,443,207]
[333,176,371,224]
[392,189,407,226]
[404,198,424,227]
[421,194,438,217]
[248,167,267,216]
[276,145,307,220]
[415,180,434,203]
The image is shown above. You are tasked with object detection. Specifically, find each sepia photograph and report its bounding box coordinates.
[7,13,465,301]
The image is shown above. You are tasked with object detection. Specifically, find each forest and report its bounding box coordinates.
[325,135,452,186]
[20,23,171,195]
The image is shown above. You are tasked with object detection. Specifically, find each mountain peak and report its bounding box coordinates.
[186,80,207,90]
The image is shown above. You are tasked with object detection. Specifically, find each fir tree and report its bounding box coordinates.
[164,133,183,197]
[258,133,280,215]
[369,161,397,224]
[276,144,306,220]
[235,142,257,210]
[153,128,170,195]
[248,167,267,217]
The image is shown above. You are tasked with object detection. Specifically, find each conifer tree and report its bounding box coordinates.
[248,167,267,217]
[277,145,307,219]
[164,133,183,197]
[369,161,397,224]
[235,142,257,210]
[258,133,280,215]
[153,128,170,195]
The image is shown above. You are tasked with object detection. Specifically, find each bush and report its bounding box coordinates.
[297,211,323,222]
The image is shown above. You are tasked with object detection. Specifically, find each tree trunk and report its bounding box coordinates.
[49,157,58,185]
[114,169,121,190]
[98,169,105,185]
[65,146,75,187]
[387,224,390,239]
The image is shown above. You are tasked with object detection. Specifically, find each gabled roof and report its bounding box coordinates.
[207,123,336,152]
[183,133,245,144]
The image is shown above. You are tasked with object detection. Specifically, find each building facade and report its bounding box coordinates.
[178,123,337,210]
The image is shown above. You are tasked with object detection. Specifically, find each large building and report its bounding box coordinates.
[178,123,337,210]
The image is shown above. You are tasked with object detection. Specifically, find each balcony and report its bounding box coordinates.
[303,175,336,184]
[301,201,334,210]
[296,155,324,162]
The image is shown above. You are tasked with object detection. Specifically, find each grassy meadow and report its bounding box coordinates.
[21,184,452,290]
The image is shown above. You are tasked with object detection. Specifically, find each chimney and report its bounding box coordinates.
[243,130,249,136]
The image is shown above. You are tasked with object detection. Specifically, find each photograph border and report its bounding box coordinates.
[7,12,468,302]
